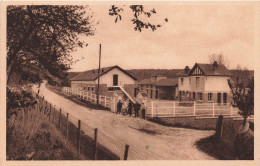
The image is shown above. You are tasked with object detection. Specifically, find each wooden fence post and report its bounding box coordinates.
[52,108,55,124]
[59,108,62,130]
[49,106,51,121]
[173,101,175,117]
[66,113,69,139]
[216,115,224,143]
[93,128,98,160]
[230,104,233,117]
[193,101,196,116]
[77,120,81,158]
[212,103,215,117]
[151,101,154,117]
[104,96,107,107]
[124,144,129,160]
[22,108,25,126]
[49,103,52,116]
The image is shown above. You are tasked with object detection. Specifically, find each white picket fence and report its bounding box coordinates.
[146,100,240,118]
[62,87,113,109]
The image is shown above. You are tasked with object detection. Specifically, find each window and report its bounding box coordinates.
[196,77,200,87]
[181,78,184,85]
[88,87,90,91]
[113,74,118,86]
[208,93,213,101]
[84,87,86,90]
[150,89,153,99]
[193,92,196,99]
[198,92,203,100]
[155,90,159,99]
[134,88,138,97]
[92,87,94,91]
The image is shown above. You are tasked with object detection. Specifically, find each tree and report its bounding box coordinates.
[109,5,168,32]
[209,53,229,68]
[7,5,94,85]
[228,67,254,126]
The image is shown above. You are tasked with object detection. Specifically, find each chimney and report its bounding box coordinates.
[184,66,190,74]
[151,75,157,82]
[213,61,218,68]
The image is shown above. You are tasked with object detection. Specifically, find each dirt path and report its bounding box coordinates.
[33,83,216,160]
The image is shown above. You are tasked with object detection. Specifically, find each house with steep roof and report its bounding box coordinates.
[178,61,233,103]
[69,65,137,102]
[137,75,178,101]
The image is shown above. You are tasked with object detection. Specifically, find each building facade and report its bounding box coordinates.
[178,62,233,103]
[70,66,137,98]
[137,75,178,101]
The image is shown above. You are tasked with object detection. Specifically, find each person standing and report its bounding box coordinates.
[133,102,140,117]
[117,100,123,114]
[140,102,146,119]
[128,101,133,116]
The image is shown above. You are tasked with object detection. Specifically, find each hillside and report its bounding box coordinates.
[67,69,254,82]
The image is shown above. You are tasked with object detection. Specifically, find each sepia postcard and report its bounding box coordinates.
[0,1,259,166]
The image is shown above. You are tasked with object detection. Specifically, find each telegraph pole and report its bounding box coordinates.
[97,44,101,106]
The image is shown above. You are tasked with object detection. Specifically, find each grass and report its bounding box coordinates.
[7,99,120,160]
[196,120,254,160]
[6,106,84,160]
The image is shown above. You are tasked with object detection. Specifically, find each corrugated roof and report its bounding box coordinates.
[70,65,137,81]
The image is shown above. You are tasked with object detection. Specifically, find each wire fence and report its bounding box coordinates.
[33,94,150,160]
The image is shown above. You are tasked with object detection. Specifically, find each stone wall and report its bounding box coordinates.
[147,116,246,130]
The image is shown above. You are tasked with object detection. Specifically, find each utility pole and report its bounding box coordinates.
[97,44,101,106]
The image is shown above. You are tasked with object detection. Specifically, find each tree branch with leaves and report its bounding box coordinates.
[109,5,168,32]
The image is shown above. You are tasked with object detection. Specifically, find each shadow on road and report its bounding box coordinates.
[195,135,222,160]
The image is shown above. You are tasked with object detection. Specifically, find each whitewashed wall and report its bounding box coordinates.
[204,76,231,92]
[178,77,191,91]
[97,68,135,87]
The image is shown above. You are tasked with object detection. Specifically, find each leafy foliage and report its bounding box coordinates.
[7,5,94,85]
[228,75,254,124]
[7,86,38,118]
[109,5,168,32]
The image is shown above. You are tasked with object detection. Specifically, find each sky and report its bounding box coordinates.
[69,1,260,72]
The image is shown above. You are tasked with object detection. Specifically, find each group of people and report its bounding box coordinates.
[116,100,146,119]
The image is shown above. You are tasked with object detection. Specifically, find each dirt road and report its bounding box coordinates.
[33,83,216,160]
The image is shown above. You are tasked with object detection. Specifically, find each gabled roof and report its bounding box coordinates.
[70,65,137,81]
[189,63,232,76]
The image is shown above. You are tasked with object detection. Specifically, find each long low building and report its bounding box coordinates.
[69,65,137,101]
[137,75,178,101]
